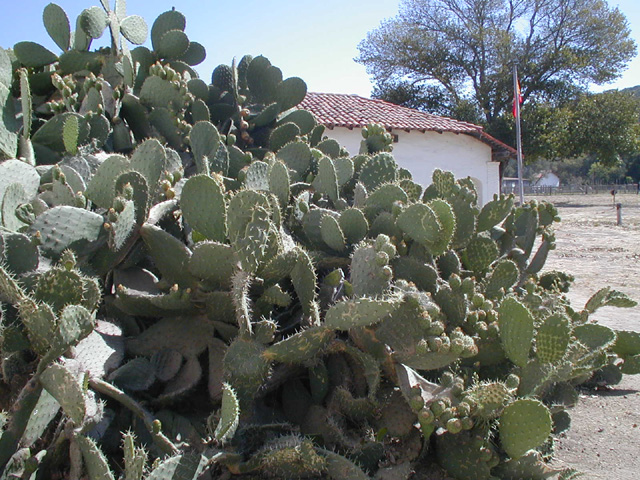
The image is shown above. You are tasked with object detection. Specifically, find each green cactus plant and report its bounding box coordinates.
[0,4,637,479]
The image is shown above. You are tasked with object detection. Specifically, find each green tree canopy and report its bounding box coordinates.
[357,0,639,164]
[357,0,636,124]
[511,89,640,163]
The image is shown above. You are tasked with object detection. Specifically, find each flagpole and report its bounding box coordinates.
[513,64,525,205]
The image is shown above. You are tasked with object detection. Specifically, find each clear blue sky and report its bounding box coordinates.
[0,0,638,97]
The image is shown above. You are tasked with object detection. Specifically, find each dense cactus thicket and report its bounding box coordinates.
[0,2,638,479]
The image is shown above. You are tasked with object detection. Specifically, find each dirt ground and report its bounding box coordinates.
[414,193,640,480]
[532,192,640,479]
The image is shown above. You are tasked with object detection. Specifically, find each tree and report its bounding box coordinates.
[356,0,637,162]
[562,90,640,163]
[588,160,627,183]
[515,89,640,163]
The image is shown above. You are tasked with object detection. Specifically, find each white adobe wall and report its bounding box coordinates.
[323,127,500,205]
[536,173,560,187]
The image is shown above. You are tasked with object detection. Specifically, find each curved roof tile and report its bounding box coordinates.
[298,92,516,161]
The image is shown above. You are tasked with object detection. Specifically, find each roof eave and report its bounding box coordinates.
[464,131,518,162]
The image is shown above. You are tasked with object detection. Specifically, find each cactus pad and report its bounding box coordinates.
[484,259,519,299]
[40,362,86,425]
[498,297,534,368]
[180,174,226,242]
[30,206,104,257]
[466,381,513,420]
[264,326,334,363]
[325,298,396,330]
[214,383,240,443]
[461,233,499,274]
[397,200,455,256]
[140,224,196,288]
[224,337,270,406]
[359,153,397,191]
[499,398,552,459]
[536,314,571,364]
[435,431,498,480]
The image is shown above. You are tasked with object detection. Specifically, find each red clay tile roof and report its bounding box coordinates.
[299,92,516,161]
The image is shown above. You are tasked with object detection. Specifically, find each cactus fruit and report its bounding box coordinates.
[376,295,476,370]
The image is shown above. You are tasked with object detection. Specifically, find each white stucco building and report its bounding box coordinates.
[532,171,560,187]
[299,93,516,205]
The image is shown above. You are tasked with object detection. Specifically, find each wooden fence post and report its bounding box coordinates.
[616,203,622,226]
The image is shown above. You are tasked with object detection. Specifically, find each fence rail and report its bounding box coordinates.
[502,184,639,196]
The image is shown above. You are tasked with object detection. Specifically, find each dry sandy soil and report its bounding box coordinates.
[532,192,640,480]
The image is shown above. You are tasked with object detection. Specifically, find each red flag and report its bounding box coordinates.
[513,75,523,117]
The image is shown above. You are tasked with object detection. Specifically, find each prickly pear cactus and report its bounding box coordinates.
[0,3,637,480]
